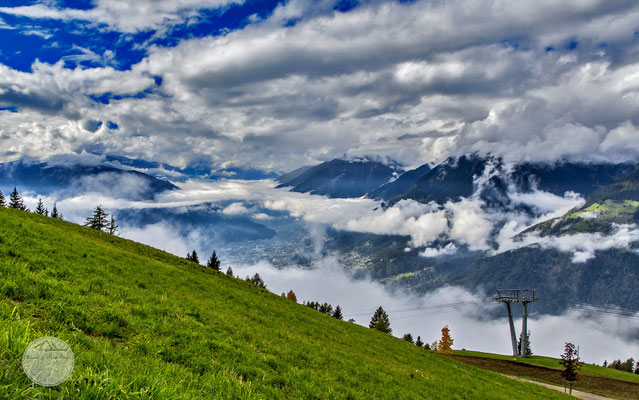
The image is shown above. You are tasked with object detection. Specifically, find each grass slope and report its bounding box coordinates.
[452,351,639,399]
[0,209,570,399]
[454,350,639,384]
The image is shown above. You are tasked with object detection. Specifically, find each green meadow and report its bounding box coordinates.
[0,208,570,399]
[454,350,639,384]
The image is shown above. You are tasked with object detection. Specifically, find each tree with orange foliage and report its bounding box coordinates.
[438,325,454,356]
[286,290,297,302]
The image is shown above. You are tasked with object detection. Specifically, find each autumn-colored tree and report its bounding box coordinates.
[437,325,453,356]
[286,290,297,302]
[559,342,583,395]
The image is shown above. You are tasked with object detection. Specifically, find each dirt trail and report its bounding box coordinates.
[508,376,615,400]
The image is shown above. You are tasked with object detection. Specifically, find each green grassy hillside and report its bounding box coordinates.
[0,209,570,399]
[526,167,639,237]
[454,350,639,384]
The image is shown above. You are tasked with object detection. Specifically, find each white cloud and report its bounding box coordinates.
[421,243,458,258]
[0,1,242,33]
[119,222,192,258]
[2,1,639,170]
[221,202,249,215]
[497,223,639,262]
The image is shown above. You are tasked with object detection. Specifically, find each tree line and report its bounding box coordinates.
[603,357,639,374]
[0,187,63,219]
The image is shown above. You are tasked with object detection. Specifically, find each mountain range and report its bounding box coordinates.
[0,160,176,201]
[277,155,639,313]
[276,158,402,198]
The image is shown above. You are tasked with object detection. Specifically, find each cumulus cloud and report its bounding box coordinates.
[231,259,639,364]
[2,0,639,170]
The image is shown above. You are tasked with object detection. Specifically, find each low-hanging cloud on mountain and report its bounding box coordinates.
[25,170,636,262]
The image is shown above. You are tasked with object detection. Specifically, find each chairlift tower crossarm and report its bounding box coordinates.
[495,289,538,358]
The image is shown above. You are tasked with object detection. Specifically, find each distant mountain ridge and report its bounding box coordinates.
[0,160,177,200]
[388,154,636,206]
[278,155,636,205]
[276,158,403,198]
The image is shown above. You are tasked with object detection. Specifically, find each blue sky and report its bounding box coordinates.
[1,0,638,172]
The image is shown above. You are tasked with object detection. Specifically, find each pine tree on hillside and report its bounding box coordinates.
[0,190,6,207]
[318,303,333,315]
[249,273,266,288]
[186,250,200,264]
[35,199,48,216]
[518,330,533,356]
[402,333,414,344]
[206,250,221,271]
[84,206,109,232]
[50,203,63,219]
[415,336,424,347]
[8,187,27,210]
[332,305,343,320]
[226,266,233,276]
[369,306,392,334]
[107,214,119,235]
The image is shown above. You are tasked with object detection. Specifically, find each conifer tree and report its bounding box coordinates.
[35,199,47,216]
[84,206,109,231]
[402,333,414,344]
[415,336,424,347]
[226,266,233,276]
[107,214,119,235]
[286,290,297,302]
[206,250,221,270]
[8,187,27,210]
[518,330,533,356]
[0,190,6,207]
[50,203,62,219]
[332,305,343,320]
[438,325,454,356]
[318,303,333,315]
[249,273,266,288]
[369,306,392,334]
[189,250,200,264]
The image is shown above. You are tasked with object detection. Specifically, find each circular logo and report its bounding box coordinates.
[22,336,74,387]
